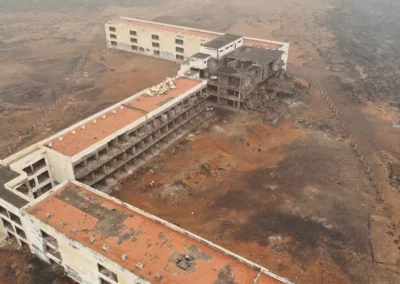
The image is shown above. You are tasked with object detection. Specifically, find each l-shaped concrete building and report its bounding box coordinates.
[0,17,292,284]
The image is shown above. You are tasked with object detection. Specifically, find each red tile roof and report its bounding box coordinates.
[26,182,286,283]
[44,78,201,157]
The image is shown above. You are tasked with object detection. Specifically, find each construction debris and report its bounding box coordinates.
[244,71,311,123]
[144,77,176,97]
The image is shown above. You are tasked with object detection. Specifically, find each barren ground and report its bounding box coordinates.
[113,87,398,283]
[1,0,399,283]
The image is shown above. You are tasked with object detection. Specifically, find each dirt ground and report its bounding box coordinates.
[1,0,400,283]
[0,46,178,156]
[0,238,72,284]
[113,87,399,283]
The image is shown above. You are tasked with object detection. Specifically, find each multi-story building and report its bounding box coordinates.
[0,18,293,284]
[104,17,289,110]
[21,180,292,284]
[104,17,288,69]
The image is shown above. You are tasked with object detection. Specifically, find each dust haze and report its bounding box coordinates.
[0,0,400,283]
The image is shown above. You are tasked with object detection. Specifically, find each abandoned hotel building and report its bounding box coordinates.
[0,17,291,284]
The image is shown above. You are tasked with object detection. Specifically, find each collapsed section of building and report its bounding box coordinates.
[0,17,292,284]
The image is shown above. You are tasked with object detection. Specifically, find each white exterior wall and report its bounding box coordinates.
[199,46,218,58]
[20,184,151,284]
[6,149,55,200]
[104,18,289,69]
[20,181,293,284]
[22,216,150,284]
[0,198,29,246]
[68,79,207,164]
[216,38,243,59]
[190,57,210,69]
[105,21,213,62]
[44,147,74,183]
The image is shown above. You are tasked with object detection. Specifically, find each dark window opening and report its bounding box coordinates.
[29,179,36,188]
[23,165,33,176]
[151,34,159,40]
[32,158,46,172]
[152,42,160,48]
[100,278,112,284]
[139,47,145,52]
[16,184,29,195]
[41,230,58,248]
[1,218,13,232]
[41,183,52,194]
[111,41,117,46]
[154,50,160,56]
[98,264,118,282]
[175,39,184,45]
[130,30,137,36]
[109,27,116,32]
[130,38,137,43]
[46,244,62,260]
[33,190,41,199]
[0,206,8,218]
[37,171,50,184]
[16,227,26,239]
[131,45,138,50]
[9,212,21,225]
[176,47,184,53]
[110,34,117,39]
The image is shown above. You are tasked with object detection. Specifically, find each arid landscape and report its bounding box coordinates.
[0,0,399,283]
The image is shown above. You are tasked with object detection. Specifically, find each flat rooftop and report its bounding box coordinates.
[191,52,212,60]
[0,166,29,209]
[108,17,284,50]
[44,78,201,157]
[202,34,242,49]
[109,17,218,40]
[26,182,284,284]
[226,46,284,66]
[243,38,282,50]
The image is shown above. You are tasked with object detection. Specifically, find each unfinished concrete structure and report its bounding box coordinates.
[202,46,284,109]
[105,18,288,110]
[0,18,293,284]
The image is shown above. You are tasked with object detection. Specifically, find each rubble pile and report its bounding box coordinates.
[244,72,311,123]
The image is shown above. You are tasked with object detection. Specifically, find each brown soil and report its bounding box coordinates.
[0,48,178,156]
[113,88,399,283]
[1,0,400,283]
[0,239,72,284]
